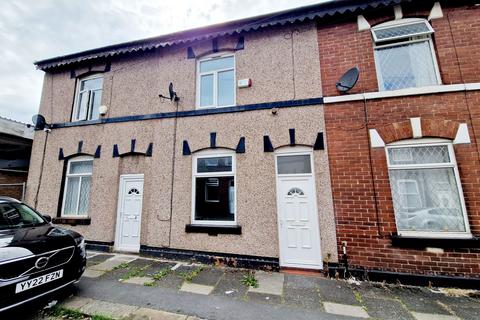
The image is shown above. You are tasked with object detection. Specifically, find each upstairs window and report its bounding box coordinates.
[192,151,236,225]
[372,19,440,91]
[197,54,235,108]
[386,140,470,238]
[61,157,93,216]
[73,74,103,121]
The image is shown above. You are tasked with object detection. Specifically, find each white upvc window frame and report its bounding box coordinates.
[386,139,471,238]
[372,18,441,92]
[274,147,315,178]
[196,53,236,109]
[72,73,104,121]
[191,149,236,226]
[61,156,94,217]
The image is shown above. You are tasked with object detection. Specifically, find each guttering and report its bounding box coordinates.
[323,82,480,104]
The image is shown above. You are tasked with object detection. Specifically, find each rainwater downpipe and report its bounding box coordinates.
[342,241,349,278]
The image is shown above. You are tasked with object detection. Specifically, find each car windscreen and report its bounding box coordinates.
[0,203,46,229]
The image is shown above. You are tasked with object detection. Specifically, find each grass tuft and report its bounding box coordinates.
[241,272,258,288]
[152,268,171,281]
[120,264,151,280]
[113,262,130,270]
[179,266,204,282]
[45,306,115,320]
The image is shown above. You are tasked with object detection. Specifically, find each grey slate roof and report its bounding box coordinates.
[34,0,409,70]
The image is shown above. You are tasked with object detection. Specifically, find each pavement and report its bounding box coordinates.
[6,251,480,320]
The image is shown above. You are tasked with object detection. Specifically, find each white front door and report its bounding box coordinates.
[115,174,144,252]
[275,150,322,269]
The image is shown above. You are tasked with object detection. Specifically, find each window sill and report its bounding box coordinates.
[52,217,91,226]
[391,235,480,249]
[185,224,242,235]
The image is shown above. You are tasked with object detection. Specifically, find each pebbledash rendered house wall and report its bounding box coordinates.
[26,20,339,265]
[318,1,480,282]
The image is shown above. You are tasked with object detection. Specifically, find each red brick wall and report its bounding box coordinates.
[318,5,480,95]
[319,4,480,278]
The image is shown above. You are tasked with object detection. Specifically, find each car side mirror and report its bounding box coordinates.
[42,215,52,223]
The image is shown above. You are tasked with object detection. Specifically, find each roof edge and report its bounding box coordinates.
[35,0,410,70]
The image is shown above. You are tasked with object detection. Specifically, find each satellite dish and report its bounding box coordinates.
[32,114,49,131]
[159,82,180,102]
[336,67,359,93]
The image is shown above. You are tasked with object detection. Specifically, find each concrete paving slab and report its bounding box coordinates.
[246,291,282,305]
[316,278,359,305]
[248,271,284,296]
[87,254,114,267]
[180,282,214,295]
[123,276,154,285]
[128,307,188,320]
[449,304,480,320]
[392,287,451,315]
[83,269,105,278]
[363,297,415,320]
[90,256,137,272]
[145,262,177,276]
[284,274,321,289]
[80,299,139,318]
[151,273,184,290]
[190,268,224,286]
[61,296,94,310]
[283,286,322,310]
[211,270,248,299]
[323,302,369,318]
[355,282,395,300]
[412,312,460,320]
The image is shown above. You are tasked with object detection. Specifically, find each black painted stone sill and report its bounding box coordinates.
[391,235,480,249]
[185,224,242,235]
[52,217,91,226]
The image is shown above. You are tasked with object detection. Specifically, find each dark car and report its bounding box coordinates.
[0,197,86,312]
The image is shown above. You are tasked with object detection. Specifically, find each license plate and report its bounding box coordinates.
[15,270,63,293]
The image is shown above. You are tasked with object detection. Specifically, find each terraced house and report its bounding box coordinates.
[318,0,480,286]
[27,0,480,286]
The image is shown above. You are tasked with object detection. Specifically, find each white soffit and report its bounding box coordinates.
[453,123,471,144]
[369,129,385,148]
[357,15,371,31]
[410,117,422,138]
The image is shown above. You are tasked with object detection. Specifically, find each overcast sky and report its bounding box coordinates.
[0,0,322,124]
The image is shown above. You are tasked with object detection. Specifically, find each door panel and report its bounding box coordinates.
[116,176,143,252]
[276,153,322,269]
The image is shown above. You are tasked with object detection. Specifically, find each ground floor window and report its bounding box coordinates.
[386,140,470,237]
[61,156,93,216]
[192,151,235,225]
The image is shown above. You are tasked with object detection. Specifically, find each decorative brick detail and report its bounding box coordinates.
[376,120,413,144]
[421,118,459,140]
[375,119,461,144]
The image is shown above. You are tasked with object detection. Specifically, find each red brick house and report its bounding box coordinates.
[318,0,480,286]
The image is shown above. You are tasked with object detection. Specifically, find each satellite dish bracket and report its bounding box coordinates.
[159,82,180,102]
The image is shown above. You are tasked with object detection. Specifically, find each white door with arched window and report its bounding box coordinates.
[115,174,144,252]
[275,148,322,269]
